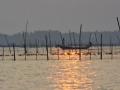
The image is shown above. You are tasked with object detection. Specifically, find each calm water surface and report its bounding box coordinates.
[0,60,120,90]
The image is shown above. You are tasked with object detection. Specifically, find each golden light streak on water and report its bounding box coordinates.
[48,61,94,90]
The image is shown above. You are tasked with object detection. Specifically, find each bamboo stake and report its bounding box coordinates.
[45,35,49,60]
[100,33,103,60]
[35,40,38,60]
[23,19,28,61]
[59,32,65,56]
[23,40,27,61]
[59,32,65,46]
[79,24,82,61]
[48,31,52,54]
[13,43,16,61]
[22,32,26,60]
[94,31,100,55]
[4,35,11,55]
[2,47,4,61]
[72,32,76,47]
[57,47,59,60]
[109,36,113,59]
[116,17,120,31]
[68,30,72,60]
[72,32,77,53]
[88,33,92,60]
[69,30,72,46]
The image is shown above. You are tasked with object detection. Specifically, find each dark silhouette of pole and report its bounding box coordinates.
[13,43,16,61]
[69,30,73,53]
[59,32,65,46]
[23,32,27,61]
[72,32,77,53]
[59,32,65,54]
[23,19,28,61]
[109,36,113,59]
[72,32,76,47]
[69,30,72,46]
[4,35,11,54]
[79,24,82,60]
[35,40,39,60]
[116,17,120,31]
[45,35,49,60]
[57,47,59,60]
[94,31,100,54]
[48,31,52,54]
[100,33,103,60]
[2,47,4,61]
[88,33,92,60]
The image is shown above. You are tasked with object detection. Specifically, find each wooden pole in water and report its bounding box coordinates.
[23,38,27,61]
[69,30,73,46]
[72,32,76,47]
[45,35,49,60]
[13,43,16,61]
[23,19,28,61]
[109,36,113,59]
[88,33,92,60]
[69,49,71,60]
[94,31,100,55]
[57,47,59,60]
[79,24,82,61]
[111,44,113,60]
[116,17,120,31]
[115,35,120,55]
[22,32,26,60]
[4,35,11,55]
[68,30,72,60]
[48,31,52,54]
[59,32,64,46]
[72,32,77,53]
[2,47,4,61]
[59,32,65,57]
[100,33,103,60]
[35,40,38,60]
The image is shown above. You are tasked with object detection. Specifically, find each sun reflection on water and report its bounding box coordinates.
[48,61,95,90]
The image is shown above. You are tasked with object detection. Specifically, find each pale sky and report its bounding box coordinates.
[0,0,120,34]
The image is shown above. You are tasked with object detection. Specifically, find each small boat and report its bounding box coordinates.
[57,42,92,50]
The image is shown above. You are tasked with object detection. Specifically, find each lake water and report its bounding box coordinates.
[0,59,120,90]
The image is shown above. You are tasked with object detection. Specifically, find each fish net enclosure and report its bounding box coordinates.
[0,46,120,61]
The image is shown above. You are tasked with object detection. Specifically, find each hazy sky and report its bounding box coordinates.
[0,0,120,34]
